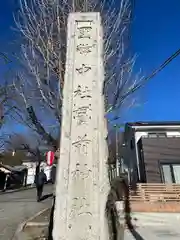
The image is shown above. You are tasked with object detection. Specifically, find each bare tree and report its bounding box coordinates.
[6,0,143,148]
[0,135,5,152]
[4,2,146,238]
[6,70,59,148]
[4,132,51,160]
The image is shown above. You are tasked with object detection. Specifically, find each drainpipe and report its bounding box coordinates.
[4,174,8,191]
[23,170,27,187]
[134,135,141,182]
[120,158,124,173]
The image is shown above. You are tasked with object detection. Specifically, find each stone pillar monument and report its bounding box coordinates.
[53,13,110,240]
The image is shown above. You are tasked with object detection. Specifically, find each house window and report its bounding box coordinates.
[158,133,167,138]
[148,132,167,138]
[148,133,157,138]
[161,163,180,184]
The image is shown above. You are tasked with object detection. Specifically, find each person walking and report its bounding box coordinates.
[51,164,56,184]
[35,168,47,202]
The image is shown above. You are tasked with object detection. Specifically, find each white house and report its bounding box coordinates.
[22,161,52,185]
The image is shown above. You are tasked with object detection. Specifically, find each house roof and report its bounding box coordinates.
[127,121,180,126]
[0,166,11,174]
[0,163,27,173]
[13,165,27,172]
[126,121,180,130]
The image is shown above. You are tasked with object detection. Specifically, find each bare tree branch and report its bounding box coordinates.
[15,0,142,108]
[5,0,144,147]
[4,132,46,157]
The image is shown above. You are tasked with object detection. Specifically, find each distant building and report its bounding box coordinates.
[107,130,124,164]
[123,122,180,185]
[0,163,27,191]
[22,160,52,185]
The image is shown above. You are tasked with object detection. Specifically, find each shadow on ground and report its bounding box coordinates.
[40,193,53,202]
[106,174,145,240]
[124,178,145,240]
[48,196,55,240]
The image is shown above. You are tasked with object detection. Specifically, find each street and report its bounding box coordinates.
[125,225,180,240]
[124,212,180,239]
[0,184,53,240]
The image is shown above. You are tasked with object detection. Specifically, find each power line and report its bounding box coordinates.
[110,48,180,122]
[119,48,180,109]
[135,48,180,91]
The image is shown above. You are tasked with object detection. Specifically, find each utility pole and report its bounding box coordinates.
[113,123,124,177]
[115,127,119,177]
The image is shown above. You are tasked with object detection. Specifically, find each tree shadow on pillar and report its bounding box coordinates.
[105,174,127,240]
[47,195,55,240]
[124,182,145,240]
[106,189,118,240]
[106,173,145,240]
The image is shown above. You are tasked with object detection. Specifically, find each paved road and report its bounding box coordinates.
[124,212,180,239]
[125,225,180,239]
[0,184,53,240]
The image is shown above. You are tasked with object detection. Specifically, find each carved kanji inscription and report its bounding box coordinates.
[76,44,95,55]
[76,64,91,74]
[73,105,92,125]
[74,85,92,99]
[76,20,93,39]
[69,196,92,219]
[71,163,92,180]
[72,134,91,156]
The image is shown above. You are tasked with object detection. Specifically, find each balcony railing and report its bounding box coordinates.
[129,183,180,202]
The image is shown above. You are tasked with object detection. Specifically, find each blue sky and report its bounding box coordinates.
[127,0,180,122]
[1,1,180,133]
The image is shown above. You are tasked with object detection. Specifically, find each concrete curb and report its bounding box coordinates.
[0,186,35,195]
[1,182,52,195]
[12,208,49,240]
[26,222,49,227]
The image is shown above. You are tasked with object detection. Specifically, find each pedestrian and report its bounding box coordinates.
[35,168,47,202]
[51,164,56,184]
